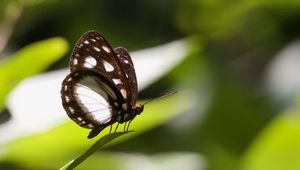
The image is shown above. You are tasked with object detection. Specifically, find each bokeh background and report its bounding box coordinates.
[1,0,300,170]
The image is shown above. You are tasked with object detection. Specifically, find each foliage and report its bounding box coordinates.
[60,131,133,170]
[0,38,68,110]
[1,0,300,170]
[241,94,300,170]
[1,93,193,169]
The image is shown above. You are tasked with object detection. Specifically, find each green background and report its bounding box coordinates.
[1,0,300,170]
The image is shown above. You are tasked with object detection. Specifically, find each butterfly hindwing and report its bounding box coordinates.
[61,71,126,129]
[114,47,138,106]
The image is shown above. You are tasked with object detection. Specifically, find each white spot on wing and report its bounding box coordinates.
[84,62,94,68]
[65,96,70,102]
[103,60,114,72]
[77,117,82,121]
[124,59,129,64]
[120,89,127,99]
[93,47,100,52]
[85,56,97,66]
[112,78,122,85]
[68,107,75,113]
[87,124,94,128]
[91,39,96,42]
[84,40,89,44]
[73,58,78,65]
[102,46,111,53]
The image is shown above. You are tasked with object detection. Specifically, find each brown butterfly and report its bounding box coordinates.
[61,31,143,138]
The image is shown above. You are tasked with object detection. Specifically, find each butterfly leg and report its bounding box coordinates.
[109,125,113,134]
[126,119,133,131]
[123,121,128,132]
[114,123,120,133]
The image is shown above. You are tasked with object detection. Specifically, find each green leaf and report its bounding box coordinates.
[240,97,300,170]
[60,131,133,170]
[0,91,194,169]
[0,37,69,110]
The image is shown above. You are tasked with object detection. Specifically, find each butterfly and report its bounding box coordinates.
[61,31,144,138]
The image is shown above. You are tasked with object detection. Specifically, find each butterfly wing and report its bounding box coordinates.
[70,31,133,108]
[114,47,138,106]
[61,70,126,138]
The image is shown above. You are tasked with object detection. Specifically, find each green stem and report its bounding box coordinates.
[59,131,133,170]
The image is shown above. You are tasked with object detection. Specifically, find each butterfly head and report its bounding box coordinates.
[116,104,144,123]
[133,103,144,115]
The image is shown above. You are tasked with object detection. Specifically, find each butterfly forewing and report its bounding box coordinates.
[70,31,133,108]
[114,47,138,106]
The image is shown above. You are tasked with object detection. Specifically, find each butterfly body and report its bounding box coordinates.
[61,31,142,138]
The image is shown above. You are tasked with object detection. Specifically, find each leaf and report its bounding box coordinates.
[0,91,194,169]
[77,152,205,170]
[0,37,69,110]
[240,97,300,170]
[59,131,133,170]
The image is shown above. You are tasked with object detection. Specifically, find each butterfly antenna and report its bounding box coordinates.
[142,91,177,106]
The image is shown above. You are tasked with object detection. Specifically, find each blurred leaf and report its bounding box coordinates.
[76,152,205,170]
[60,131,132,170]
[0,91,194,169]
[0,0,10,21]
[25,0,49,7]
[0,37,69,110]
[176,0,300,39]
[240,94,300,170]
